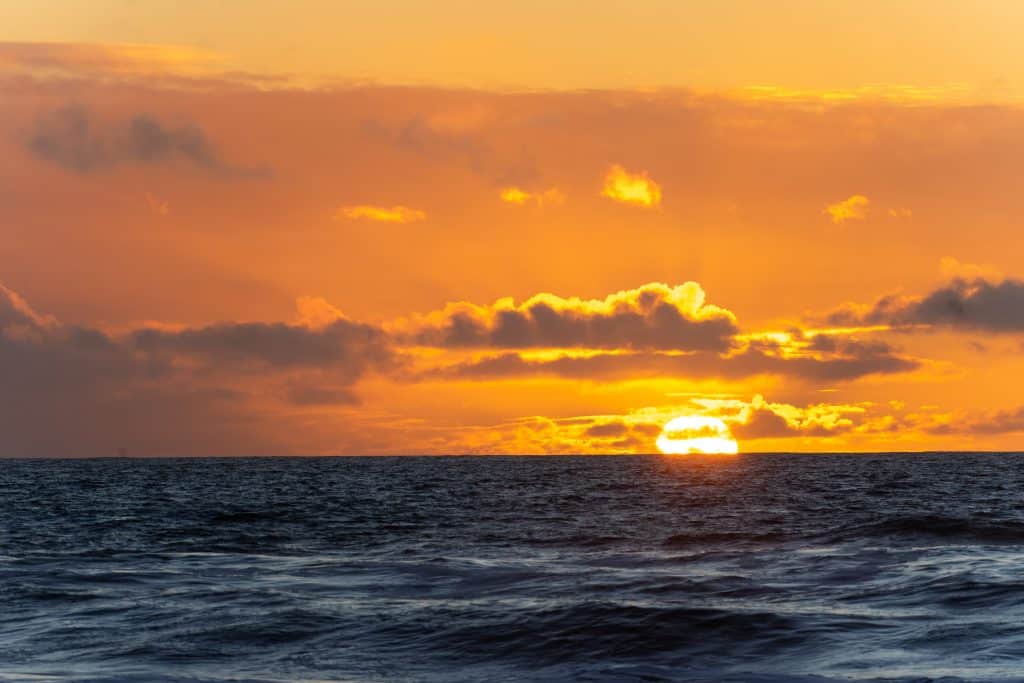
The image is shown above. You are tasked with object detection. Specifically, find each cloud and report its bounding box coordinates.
[827,276,1024,333]
[284,382,359,406]
[499,187,531,204]
[294,296,347,329]
[439,394,884,454]
[936,406,1024,435]
[399,283,919,384]
[6,277,918,457]
[0,279,958,456]
[399,282,738,352]
[131,317,391,372]
[583,421,629,437]
[0,282,56,332]
[424,414,666,455]
[824,194,869,223]
[27,105,270,177]
[730,404,797,439]
[939,256,1002,282]
[728,394,861,440]
[0,42,222,77]
[0,283,393,456]
[437,339,918,384]
[499,186,565,206]
[368,111,541,188]
[337,205,427,223]
[601,164,661,207]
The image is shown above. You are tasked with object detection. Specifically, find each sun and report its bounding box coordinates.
[656,415,739,455]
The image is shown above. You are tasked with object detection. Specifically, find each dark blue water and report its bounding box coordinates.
[3,454,1024,682]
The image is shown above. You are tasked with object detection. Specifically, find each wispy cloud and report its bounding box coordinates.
[0,41,223,77]
[499,186,565,206]
[336,205,427,223]
[28,105,271,178]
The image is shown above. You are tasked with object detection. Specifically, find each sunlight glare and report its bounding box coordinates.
[656,415,738,455]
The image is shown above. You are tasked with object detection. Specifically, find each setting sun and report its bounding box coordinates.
[656,416,739,455]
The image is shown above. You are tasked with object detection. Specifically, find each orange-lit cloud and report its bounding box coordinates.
[0,282,57,332]
[337,205,427,223]
[939,256,1002,283]
[418,393,962,455]
[639,394,943,451]
[398,282,738,351]
[294,296,347,329]
[499,187,531,204]
[601,164,661,208]
[500,187,565,206]
[824,195,870,223]
[724,394,864,440]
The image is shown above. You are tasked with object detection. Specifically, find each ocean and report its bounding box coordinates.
[3,454,1024,682]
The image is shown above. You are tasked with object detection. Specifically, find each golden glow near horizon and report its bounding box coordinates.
[656,416,739,455]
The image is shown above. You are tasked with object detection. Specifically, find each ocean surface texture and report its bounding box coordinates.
[3,454,1024,682]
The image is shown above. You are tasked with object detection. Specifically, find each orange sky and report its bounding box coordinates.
[3,3,1024,455]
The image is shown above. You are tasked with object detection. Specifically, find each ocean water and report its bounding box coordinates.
[3,454,1024,682]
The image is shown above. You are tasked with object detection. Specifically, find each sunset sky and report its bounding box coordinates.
[4,1,1024,455]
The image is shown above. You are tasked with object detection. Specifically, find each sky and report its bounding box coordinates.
[3,1,1024,455]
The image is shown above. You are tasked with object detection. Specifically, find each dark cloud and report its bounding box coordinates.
[284,383,359,406]
[577,418,661,452]
[631,423,662,437]
[729,404,853,441]
[729,408,797,440]
[827,278,1024,333]
[583,421,629,438]
[438,342,917,383]
[132,319,391,373]
[0,282,390,456]
[28,105,271,177]
[928,406,1024,436]
[407,283,739,352]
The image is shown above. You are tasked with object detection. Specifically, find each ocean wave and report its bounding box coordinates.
[831,514,1024,544]
[6,454,1024,682]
